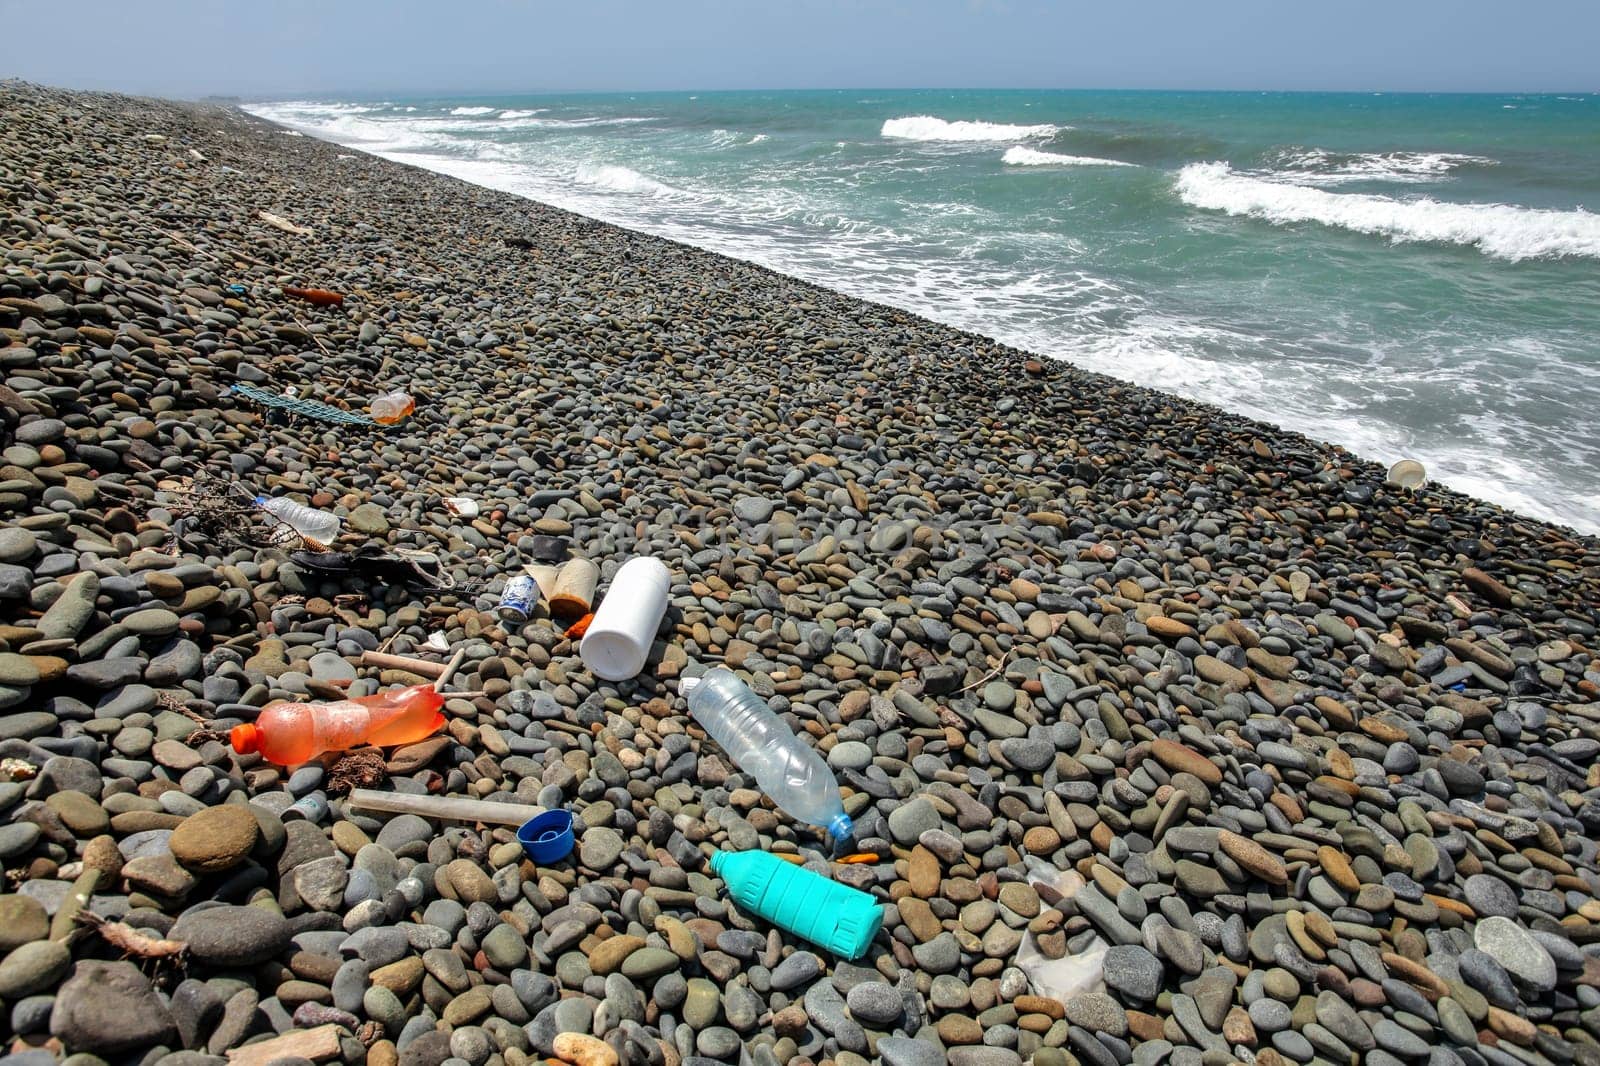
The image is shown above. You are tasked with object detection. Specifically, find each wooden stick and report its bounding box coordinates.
[258,210,313,236]
[347,788,544,828]
[359,651,446,678]
[434,647,468,692]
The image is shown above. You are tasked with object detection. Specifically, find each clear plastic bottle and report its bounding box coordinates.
[686,668,854,841]
[230,683,445,764]
[255,496,341,544]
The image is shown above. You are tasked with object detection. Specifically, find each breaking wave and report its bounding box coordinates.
[573,164,680,197]
[1270,148,1497,185]
[1002,146,1134,167]
[882,115,1059,142]
[1176,162,1600,261]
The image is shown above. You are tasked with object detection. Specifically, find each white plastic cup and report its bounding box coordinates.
[1386,459,1426,490]
[581,557,671,681]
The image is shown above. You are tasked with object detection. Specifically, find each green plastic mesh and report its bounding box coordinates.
[225,382,381,428]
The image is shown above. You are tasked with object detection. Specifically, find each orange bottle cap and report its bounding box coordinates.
[230,723,262,755]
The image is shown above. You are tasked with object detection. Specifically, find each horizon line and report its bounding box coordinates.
[173,83,1600,102]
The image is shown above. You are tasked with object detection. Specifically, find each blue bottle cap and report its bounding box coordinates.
[517,809,575,864]
[518,806,576,864]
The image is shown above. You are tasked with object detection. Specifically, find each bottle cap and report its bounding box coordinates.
[253,495,269,507]
[827,812,855,842]
[230,723,262,755]
[516,809,575,864]
[678,676,703,696]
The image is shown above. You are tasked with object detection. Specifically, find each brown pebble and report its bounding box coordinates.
[896,898,942,942]
[907,845,940,899]
[1318,845,1361,892]
[1126,1010,1165,1042]
[1485,1006,1537,1045]
[1149,738,1222,786]
[935,1015,983,1044]
[1222,1006,1256,1046]
[553,1032,619,1066]
[1014,995,1063,1020]
[1219,829,1287,886]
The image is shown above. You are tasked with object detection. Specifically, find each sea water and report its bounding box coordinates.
[247,90,1600,533]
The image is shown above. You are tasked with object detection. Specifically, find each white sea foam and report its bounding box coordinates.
[749,133,769,144]
[882,115,1059,142]
[1177,162,1600,261]
[539,116,655,127]
[448,106,496,116]
[499,109,543,119]
[573,164,679,197]
[1272,148,1495,185]
[1002,146,1133,167]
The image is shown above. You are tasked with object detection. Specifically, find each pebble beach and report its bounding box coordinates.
[4,78,1600,1066]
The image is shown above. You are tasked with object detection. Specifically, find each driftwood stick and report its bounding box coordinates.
[433,647,468,692]
[359,651,446,678]
[346,788,544,828]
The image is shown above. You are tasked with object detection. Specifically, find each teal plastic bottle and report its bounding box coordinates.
[710,849,883,960]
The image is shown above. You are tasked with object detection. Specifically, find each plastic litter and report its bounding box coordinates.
[522,535,569,563]
[256,495,341,544]
[711,849,882,960]
[442,497,479,519]
[1016,927,1108,1001]
[282,286,345,307]
[564,613,595,641]
[230,683,445,764]
[346,788,546,828]
[284,792,330,823]
[525,564,562,600]
[549,558,599,617]
[1014,855,1107,1000]
[498,574,540,624]
[1387,458,1426,489]
[226,382,382,428]
[685,668,854,842]
[1,757,38,782]
[369,390,415,425]
[135,471,304,552]
[580,556,671,681]
[517,809,576,863]
[291,545,457,591]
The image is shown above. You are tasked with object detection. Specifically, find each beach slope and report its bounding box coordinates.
[2,81,1599,1065]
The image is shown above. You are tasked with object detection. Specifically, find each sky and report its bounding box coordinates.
[1,0,1596,98]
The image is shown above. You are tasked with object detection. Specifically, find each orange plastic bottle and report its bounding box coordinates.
[230,684,446,765]
[370,391,415,425]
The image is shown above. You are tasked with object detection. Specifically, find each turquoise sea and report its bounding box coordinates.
[246,90,1600,533]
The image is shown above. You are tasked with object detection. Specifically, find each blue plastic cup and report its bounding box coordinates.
[517,809,575,863]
